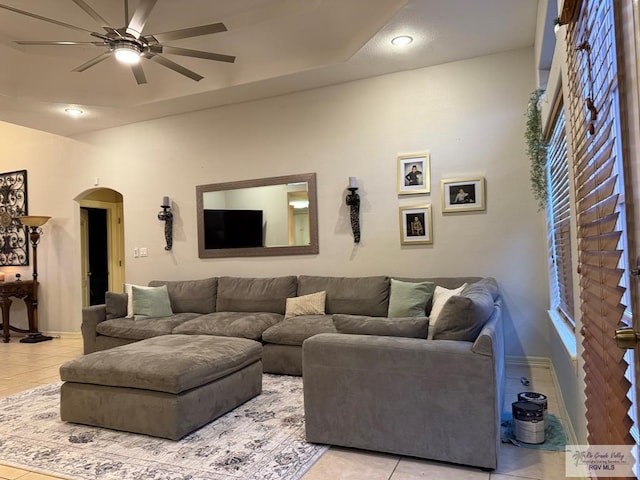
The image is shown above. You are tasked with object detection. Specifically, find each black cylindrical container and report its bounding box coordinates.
[518,391,548,421]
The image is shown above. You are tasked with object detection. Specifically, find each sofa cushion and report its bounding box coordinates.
[432,278,498,342]
[393,277,482,314]
[332,314,429,338]
[216,276,297,314]
[148,277,217,314]
[172,311,284,341]
[61,335,262,394]
[428,283,467,339]
[262,315,337,346]
[132,285,174,320]
[388,279,435,317]
[285,291,326,319]
[297,276,390,317]
[105,292,128,320]
[95,313,201,340]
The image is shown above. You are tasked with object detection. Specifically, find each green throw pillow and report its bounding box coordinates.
[388,279,435,317]
[132,284,174,320]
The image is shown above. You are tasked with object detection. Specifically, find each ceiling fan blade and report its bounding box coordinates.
[149,54,203,81]
[150,22,227,43]
[71,0,114,34]
[16,40,104,46]
[90,31,111,41]
[159,46,235,63]
[126,0,157,38]
[0,3,94,34]
[131,63,147,85]
[72,51,111,72]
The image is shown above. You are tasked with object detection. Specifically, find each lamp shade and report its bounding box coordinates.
[19,216,51,227]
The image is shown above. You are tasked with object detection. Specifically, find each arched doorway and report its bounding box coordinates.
[77,188,125,306]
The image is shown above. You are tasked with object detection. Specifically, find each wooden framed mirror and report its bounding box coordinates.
[196,173,319,258]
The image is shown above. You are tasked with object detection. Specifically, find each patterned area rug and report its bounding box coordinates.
[0,374,327,480]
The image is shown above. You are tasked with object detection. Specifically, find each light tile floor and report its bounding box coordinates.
[0,337,569,480]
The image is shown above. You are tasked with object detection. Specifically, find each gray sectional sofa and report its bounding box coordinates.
[80,274,505,469]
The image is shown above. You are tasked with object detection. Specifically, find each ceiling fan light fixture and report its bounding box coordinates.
[114,42,142,64]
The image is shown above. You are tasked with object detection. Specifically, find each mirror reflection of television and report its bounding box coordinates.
[204,209,263,249]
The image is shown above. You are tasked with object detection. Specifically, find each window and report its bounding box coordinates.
[546,102,574,327]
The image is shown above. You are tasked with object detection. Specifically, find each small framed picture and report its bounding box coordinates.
[399,205,432,245]
[397,152,430,195]
[441,177,486,213]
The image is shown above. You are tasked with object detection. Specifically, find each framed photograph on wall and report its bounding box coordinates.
[397,152,430,195]
[399,205,432,245]
[441,177,485,213]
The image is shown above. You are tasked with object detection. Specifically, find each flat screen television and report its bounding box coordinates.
[203,209,264,249]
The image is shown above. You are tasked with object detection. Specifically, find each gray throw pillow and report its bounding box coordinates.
[132,285,174,320]
[105,292,128,319]
[388,279,435,317]
[333,314,429,338]
[432,278,498,342]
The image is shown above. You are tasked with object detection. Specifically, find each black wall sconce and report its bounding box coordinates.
[345,177,360,243]
[158,196,173,251]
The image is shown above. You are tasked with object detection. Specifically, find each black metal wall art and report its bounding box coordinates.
[0,170,29,266]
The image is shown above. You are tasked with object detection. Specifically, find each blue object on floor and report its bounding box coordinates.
[501,412,567,451]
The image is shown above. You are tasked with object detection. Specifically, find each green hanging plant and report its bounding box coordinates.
[525,89,548,210]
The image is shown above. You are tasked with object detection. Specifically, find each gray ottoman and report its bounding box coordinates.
[59,334,262,440]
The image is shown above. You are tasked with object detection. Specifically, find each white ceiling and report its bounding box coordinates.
[0,0,538,137]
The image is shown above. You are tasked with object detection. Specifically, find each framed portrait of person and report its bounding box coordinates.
[399,204,432,245]
[441,177,486,213]
[397,152,430,195]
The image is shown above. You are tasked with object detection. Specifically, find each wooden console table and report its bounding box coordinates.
[0,280,37,343]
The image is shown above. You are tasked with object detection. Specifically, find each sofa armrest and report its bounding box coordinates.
[472,296,504,357]
[81,304,106,354]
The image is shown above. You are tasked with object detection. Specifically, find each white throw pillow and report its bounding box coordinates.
[428,283,467,339]
[124,283,135,318]
[285,291,326,319]
[123,282,147,318]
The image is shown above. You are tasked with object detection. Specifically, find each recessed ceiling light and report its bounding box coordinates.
[391,35,414,47]
[64,108,83,117]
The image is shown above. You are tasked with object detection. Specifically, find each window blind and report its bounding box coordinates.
[565,0,634,446]
[546,103,574,325]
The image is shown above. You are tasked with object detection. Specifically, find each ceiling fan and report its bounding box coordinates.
[0,0,236,84]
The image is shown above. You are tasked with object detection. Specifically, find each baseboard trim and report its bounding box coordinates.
[41,331,82,340]
[506,355,550,369]
[506,355,578,446]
